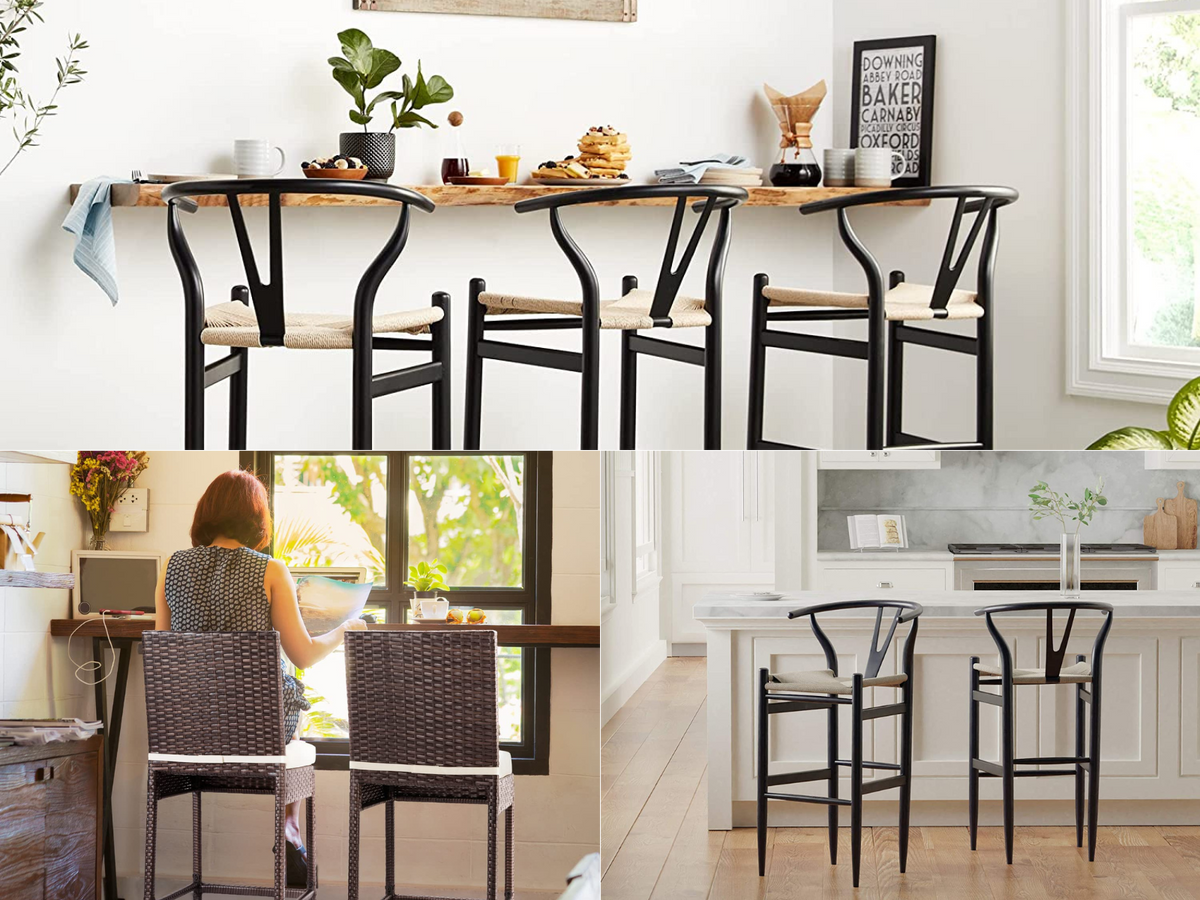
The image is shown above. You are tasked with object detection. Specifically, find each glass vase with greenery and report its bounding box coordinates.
[1029,478,1107,597]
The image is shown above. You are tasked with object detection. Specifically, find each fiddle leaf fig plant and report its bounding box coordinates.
[406,559,448,593]
[1088,376,1200,450]
[328,28,453,132]
[1028,478,1107,534]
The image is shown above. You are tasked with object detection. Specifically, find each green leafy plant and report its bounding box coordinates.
[0,0,87,178]
[328,28,452,133]
[1089,376,1200,449]
[406,558,448,593]
[1028,478,1108,534]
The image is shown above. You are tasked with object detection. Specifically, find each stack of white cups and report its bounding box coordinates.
[823,149,855,187]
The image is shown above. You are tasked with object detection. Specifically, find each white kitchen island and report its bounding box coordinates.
[695,590,1200,830]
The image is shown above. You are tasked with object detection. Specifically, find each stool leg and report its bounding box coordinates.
[306,793,317,892]
[899,677,914,874]
[273,775,285,900]
[352,336,373,451]
[968,657,980,851]
[620,276,638,450]
[828,695,839,866]
[1075,654,1086,849]
[185,336,205,450]
[747,275,768,450]
[866,306,886,451]
[192,790,202,898]
[977,310,994,449]
[886,322,903,447]
[1001,679,1015,865]
[756,668,768,877]
[385,797,395,898]
[850,675,864,888]
[704,313,722,452]
[431,291,452,450]
[1088,677,1103,862]
[504,804,514,900]
[581,317,600,450]
[229,347,248,450]
[348,774,361,900]
[488,793,499,900]
[464,278,486,450]
[143,772,158,900]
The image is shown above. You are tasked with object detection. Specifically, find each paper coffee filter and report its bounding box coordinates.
[295,575,372,636]
[764,80,828,150]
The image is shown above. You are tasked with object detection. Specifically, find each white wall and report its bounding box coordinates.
[828,0,1163,449]
[1,0,836,450]
[3,452,597,895]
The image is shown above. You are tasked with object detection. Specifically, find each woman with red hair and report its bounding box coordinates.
[154,469,364,884]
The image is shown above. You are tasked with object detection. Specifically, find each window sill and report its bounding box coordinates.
[1068,356,1193,406]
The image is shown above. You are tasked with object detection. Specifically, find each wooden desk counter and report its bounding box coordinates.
[68,182,929,209]
[49,618,599,648]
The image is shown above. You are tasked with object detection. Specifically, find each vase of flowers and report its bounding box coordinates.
[1028,478,1107,598]
[69,452,149,549]
[328,28,454,181]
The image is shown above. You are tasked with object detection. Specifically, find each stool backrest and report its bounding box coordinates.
[974,601,1114,684]
[800,185,1019,312]
[786,599,923,678]
[143,630,287,757]
[345,630,499,769]
[513,185,748,324]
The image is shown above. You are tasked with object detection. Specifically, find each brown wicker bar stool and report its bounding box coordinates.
[345,630,515,900]
[143,631,317,900]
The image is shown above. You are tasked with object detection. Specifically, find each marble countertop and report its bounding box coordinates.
[694,589,1200,620]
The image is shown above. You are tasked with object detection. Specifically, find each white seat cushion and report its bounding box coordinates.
[200,301,444,349]
[766,669,908,695]
[148,739,317,768]
[974,661,1092,684]
[761,281,983,322]
[349,749,513,777]
[479,289,711,330]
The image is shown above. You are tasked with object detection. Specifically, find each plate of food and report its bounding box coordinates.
[412,607,489,625]
[531,176,629,187]
[729,591,785,602]
[532,125,632,187]
[301,155,369,179]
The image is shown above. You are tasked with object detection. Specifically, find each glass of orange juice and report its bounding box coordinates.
[495,144,521,183]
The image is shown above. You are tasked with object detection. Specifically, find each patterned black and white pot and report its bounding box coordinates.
[340,131,395,181]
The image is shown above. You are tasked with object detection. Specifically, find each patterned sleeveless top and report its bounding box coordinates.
[164,545,309,740]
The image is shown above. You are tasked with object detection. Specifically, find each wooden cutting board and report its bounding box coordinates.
[1164,481,1198,550]
[1145,498,1179,550]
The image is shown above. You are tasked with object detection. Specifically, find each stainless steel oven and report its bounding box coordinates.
[953,557,1156,591]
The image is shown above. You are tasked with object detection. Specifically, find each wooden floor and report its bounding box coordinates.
[601,656,1200,900]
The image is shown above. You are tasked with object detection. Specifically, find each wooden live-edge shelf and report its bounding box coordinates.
[67,182,930,209]
[1,571,75,588]
[49,618,599,647]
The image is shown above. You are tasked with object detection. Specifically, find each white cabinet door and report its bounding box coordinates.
[816,563,952,592]
[818,450,941,470]
[1158,564,1200,591]
[1146,451,1200,470]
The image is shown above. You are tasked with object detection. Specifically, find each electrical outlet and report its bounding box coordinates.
[110,488,149,532]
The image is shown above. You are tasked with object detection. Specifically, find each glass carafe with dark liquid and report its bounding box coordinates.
[770,146,822,188]
[441,126,468,184]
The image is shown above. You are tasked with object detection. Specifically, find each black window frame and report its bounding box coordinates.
[243,451,553,776]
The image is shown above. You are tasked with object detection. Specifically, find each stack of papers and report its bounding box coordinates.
[655,154,762,186]
[0,718,103,745]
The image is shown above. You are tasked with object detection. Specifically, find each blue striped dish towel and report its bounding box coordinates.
[62,177,131,306]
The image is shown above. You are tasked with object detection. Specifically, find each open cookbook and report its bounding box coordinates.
[847,514,909,550]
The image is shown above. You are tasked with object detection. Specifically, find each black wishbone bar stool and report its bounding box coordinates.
[162,179,448,450]
[968,601,1114,865]
[747,185,1019,451]
[464,184,748,450]
[757,599,922,888]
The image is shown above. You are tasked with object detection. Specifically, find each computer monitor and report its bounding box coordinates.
[70,550,165,618]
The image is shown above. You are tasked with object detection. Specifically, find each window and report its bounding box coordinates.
[600,453,616,614]
[243,452,553,774]
[632,452,659,588]
[1071,0,1200,402]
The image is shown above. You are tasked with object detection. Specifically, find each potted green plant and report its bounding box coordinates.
[405,558,448,610]
[328,28,453,181]
[1088,376,1200,450]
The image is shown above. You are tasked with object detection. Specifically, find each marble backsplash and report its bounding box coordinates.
[817,451,1200,551]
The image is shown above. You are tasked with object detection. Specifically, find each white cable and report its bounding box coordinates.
[68,613,116,687]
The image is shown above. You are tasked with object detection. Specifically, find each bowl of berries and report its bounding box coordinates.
[301,155,369,180]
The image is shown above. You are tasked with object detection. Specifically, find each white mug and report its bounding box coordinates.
[854,147,906,187]
[824,149,856,187]
[234,139,286,178]
[420,598,449,620]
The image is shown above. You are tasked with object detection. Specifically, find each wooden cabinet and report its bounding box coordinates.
[0,736,102,900]
[668,452,775,646]
[817,450,941,470]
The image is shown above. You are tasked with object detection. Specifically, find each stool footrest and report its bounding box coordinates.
[1014,756,1089,765]
[764,791,852,806]
[628,334,706,366]
[766,692,852,705]
[835,759,901,771]
[767,767,832,787]
[372,361,443,398]
[761,330,869,360]
[477,340,583,373]
[973,689,1004,706]
[861,774,906,795]
[972,757,1004,777]
[863,701,906,720]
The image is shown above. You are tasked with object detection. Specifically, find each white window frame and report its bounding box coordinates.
[1069,0,1200,404]
[600,452,617,617]
[631,451,661,592]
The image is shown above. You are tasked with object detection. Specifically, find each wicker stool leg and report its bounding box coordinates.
[385,796,396,899]
[487,794,499,900]
[192,790,202,898]
[143,771,158,900]
[504,805,514,900]
[307,792,317,892]
[273,774,286,900]
[348,774,361,900]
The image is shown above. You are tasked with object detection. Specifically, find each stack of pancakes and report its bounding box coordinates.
[534,126,632,181]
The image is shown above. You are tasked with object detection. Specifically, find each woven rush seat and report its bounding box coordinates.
[200,300,444,349]
[478,288,712,330]
[767,668,909,694]
[974,660,1092,684]
[761,281,983,322]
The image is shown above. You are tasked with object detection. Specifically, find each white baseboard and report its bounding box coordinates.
[668,642,707,657]
[601,639,668,724]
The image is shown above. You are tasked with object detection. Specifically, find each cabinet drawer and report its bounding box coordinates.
[1159,566,1200,590]
[819,566,948,592]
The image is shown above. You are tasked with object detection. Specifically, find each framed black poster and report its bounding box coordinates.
[850,35,936,187]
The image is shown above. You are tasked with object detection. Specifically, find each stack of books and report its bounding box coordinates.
[698,166,764,187]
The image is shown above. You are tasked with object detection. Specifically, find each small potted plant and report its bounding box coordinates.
[328,28,454,181]
[406,558,448,612]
